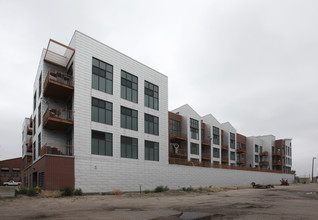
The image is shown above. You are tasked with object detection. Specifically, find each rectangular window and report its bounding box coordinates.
[230,151,235,160]
[38,73,42,97]
[213,126,220,145]
[120,106,138,131]
[33,92,37,111]
[121,70,138,103]
[255,155,259,163]
[230,133,235,149]
[38,133,41,157]
[255,144,259,153]
[121,136,138,159]
[92,97,112,125]
[169,119,180,136]
[39,172,45,188]
[91,130,113,156]
[190,128,199,140]
[190,143,199,155]
[38,103,41,127]
[144,81,159,110]
[33,142,36,160]
[190,118,199,128]
[213,147,220,158]
[145,140,159,161]
[145,114,159,135]
[92,57,113,94]
[33,116,36,135]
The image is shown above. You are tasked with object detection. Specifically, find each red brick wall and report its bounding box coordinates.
[0,157,23,184]
[24,155,74,190]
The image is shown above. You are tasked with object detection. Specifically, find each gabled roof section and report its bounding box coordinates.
[44,39,75,69]
[171,104,201,119]
[221,122,236,132]
[202,114,221,126]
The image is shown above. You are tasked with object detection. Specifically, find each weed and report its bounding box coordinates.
[74,188,83,196]
[27,187,36,196]
[61,186,73,196]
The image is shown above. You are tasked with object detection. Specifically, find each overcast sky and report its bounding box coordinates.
[0,0,317,177]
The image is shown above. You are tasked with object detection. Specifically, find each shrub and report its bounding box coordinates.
[74,188,83,196]
[16,187,28,195]
[182,186,194,192]
[61,186,73,196]
[27,187,36,196]
[154,185,169,193]
[144,190,152,194]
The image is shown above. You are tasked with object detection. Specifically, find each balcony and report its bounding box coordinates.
[170,132,187,141]
[27,137,32,148]
[260,161,269,166]
[27,145,32,153]
[272,152,282,156]
[43,106,73,130]
[44,70,74,100]
[272,161,282,166]
[222,144,228,150]
[237,159,246,164]
[44,39,75,69]
[237,147,246,153]
[202,153,211,160]
[222,156,228,163]
[40,143,73,156]
[260,151,268,156]
[201,139,211,146]
[169,148,187,158]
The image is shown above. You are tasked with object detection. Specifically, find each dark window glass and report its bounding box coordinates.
[190,128,199,140]
[33,92,37,111]
[120,106,138,131]
[33,116,36,135]
[38,73,42,98]
[38,103,41,127]
[144,81,159,110]
[91,130,112,156]
[213,147,220,158]
[255,155,259,163]
[230,151,235,160]
[255,144,259,153]
[121,136,138,159]
[92,97,112,125]
[145,140,159,161]
[39,172,45,188]
[121,70,138,103]
[169,119,180,136]
[38,133,41,157]
[213,126,220,145]
[145,114,159,135]
[190,118,199,128]
[230,133,235,149]
[190,143,199,155]
[92,57,113,94]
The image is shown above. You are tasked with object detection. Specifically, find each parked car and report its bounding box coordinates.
[3,180,21,186]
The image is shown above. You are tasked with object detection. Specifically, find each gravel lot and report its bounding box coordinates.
[1,184,318,219]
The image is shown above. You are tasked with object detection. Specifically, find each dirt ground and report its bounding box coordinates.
[1,184,318,220]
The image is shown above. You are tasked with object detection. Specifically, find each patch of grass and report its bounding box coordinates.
[74,188,83,196]
[144,190,152,194]
[16,187,28,195]
[61,186,73,196]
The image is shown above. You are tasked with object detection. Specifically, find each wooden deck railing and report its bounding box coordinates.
[40,143,73,156]
[169,158,282,173]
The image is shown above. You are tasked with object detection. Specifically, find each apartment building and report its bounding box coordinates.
[22,31,293,192]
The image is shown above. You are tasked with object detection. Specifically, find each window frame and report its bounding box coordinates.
[92,57,113,94]
[120,106,138,131]
[144,81,159,110]
[145,140,159,161]
[121,70,138,103]
[144,113,159,135]
[121,135,138,159]
[91,97,113,125]
[91,130,113,156]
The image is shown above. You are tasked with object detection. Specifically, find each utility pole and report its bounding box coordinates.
[312,157,316,183]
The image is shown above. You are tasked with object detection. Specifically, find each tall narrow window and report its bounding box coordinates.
[190,143,199,155]
[169,119,180,136]
[255,144,259,153]
[33,92,37,111]
[33,116,36,135]
[144,81,159,110]
[38,133,41,157]
[190,118,199,140]
[213,126,220,145]
[120,106,138,131]
[38,73,42,98]
[145,114,159,135]
[92,57,113,94]
[230,151,235,160]
[121,136,138,159]
[38,103,41,127]
[91,97,112,125]
[213,147,220,158]
[145,140,159,161]
[121,70,138,103]
[91,130,113,156]
[230,133,235,149]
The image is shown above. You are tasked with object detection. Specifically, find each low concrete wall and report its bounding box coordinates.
[75,157,295,193]
[0,186,16,198]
